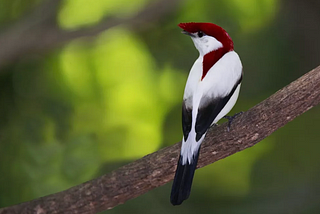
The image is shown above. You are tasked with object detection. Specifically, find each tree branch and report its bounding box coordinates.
[1,66,319,213]
[0,0,181,70]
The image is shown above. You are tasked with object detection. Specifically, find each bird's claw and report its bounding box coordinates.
[223,111,243,132]
[210,123,218,128]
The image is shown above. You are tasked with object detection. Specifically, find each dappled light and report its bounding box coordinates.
[59,0,149,29]
[60,27,185,161]
[228,0,279,31]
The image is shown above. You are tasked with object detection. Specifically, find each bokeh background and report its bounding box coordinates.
[0,0,320,213]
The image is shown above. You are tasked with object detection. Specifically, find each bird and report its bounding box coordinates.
[170,22,243,205]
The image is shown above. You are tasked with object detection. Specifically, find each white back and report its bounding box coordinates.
[181,51,242,164]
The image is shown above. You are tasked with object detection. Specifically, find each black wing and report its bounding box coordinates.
[195,76,242,141]
[182,100,192,141]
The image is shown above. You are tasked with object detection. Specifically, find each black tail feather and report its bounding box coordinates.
[170,148,200,205]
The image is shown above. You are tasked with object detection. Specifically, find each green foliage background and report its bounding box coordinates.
[0,0,320,213]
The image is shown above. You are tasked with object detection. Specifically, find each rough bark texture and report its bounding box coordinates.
[0,66,319,214]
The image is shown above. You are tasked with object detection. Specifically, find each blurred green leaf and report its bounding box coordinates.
[59,27,184,161]
[58,0,149,29]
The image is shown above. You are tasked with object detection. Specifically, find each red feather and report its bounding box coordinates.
[178,22,234,51]
[202,48,228,80]
[178,22,234,80]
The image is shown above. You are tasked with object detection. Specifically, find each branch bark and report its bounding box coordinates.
[1,66,319,214]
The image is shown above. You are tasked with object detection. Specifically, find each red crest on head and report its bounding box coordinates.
[178,22,234,80]
[178,22,234,51]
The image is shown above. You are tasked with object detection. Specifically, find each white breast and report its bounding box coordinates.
[181,51,242,164]
[184,51,242,105]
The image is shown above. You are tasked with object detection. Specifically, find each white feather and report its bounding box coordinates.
[191,35,223,56]
[181,50,242,165]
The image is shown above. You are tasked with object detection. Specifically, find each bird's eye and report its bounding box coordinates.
[197,31,204,38]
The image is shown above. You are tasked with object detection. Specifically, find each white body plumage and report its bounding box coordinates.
[171,22,243,206]
[181,51,242,164]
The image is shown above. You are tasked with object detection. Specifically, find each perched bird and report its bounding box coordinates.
[170,22,243,205]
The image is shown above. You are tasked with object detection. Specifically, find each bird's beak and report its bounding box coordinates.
[181,30,195,37]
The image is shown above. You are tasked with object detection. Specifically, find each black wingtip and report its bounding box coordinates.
[170,150,200,205]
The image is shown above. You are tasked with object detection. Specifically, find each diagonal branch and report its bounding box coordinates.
[1,66,320,214]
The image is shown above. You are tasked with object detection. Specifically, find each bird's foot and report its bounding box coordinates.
[210,123,218,128]
[223,112,243,132]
